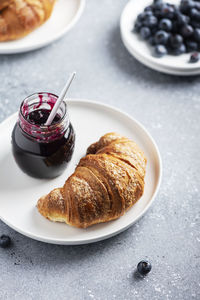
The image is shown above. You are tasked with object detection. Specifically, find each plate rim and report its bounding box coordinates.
[120,0,200,76]
[121,34,200,76]
[0,99,162,245]
[0,0,86,54]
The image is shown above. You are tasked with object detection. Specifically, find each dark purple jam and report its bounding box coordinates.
[27,109,60,126]
[11,93,75,179]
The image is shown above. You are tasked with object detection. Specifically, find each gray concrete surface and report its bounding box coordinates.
[0,0,200,299]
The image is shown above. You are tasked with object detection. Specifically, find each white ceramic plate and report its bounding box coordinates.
[0,99,162,245]
[120,0,200,75]
[0,0,85,54]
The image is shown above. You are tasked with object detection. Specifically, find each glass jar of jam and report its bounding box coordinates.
[12,92,75,179]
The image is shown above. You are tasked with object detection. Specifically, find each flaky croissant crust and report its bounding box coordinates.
[0,0,55,41]
[37,133,147,228]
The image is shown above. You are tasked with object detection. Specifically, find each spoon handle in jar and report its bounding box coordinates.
[45,72,76,126]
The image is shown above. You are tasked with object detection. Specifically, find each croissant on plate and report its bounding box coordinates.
[37,133,147,228]
[0,0,55,41]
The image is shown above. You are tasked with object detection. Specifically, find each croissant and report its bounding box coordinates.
[0,0,55,41]
[0,0,13,11]
[37,133,147,228]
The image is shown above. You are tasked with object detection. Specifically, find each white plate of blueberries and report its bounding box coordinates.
[120,0,200,75]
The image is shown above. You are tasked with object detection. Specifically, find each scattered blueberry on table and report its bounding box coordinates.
[133,0,200,62]
[137,260,152,275]
[0,235,11,248]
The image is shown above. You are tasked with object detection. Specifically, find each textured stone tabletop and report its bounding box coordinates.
[0,1,200,299]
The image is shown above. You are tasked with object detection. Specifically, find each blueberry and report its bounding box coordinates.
[190,20,200,28]
[186,40,198,51]
[134,21,142,33]
[154,44,168,57]
[195,2,200,11]
[159,18,173,31]
[137,261,152,275]
[170,34,183,48]
[144,16,158,28]
[148,36,156,45]
[180,0,195,14]
[194,28,200,41]
[144,6,153,12]
[181,24,194,37]
[189,51,200,62]
[137,13,146,22]
[154,9,163,18]
[155,30,169,45]
[173,43,186,55]
[176,12,190,25]
[161,4,175,19]
[153,0,164,10]
[190,8,200,20]
[144,11,153,19]
[0,235,11,248]
[140,27,151,39]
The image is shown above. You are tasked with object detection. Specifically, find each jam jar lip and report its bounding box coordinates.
[20,92,67,127]
[19,92,70,142]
